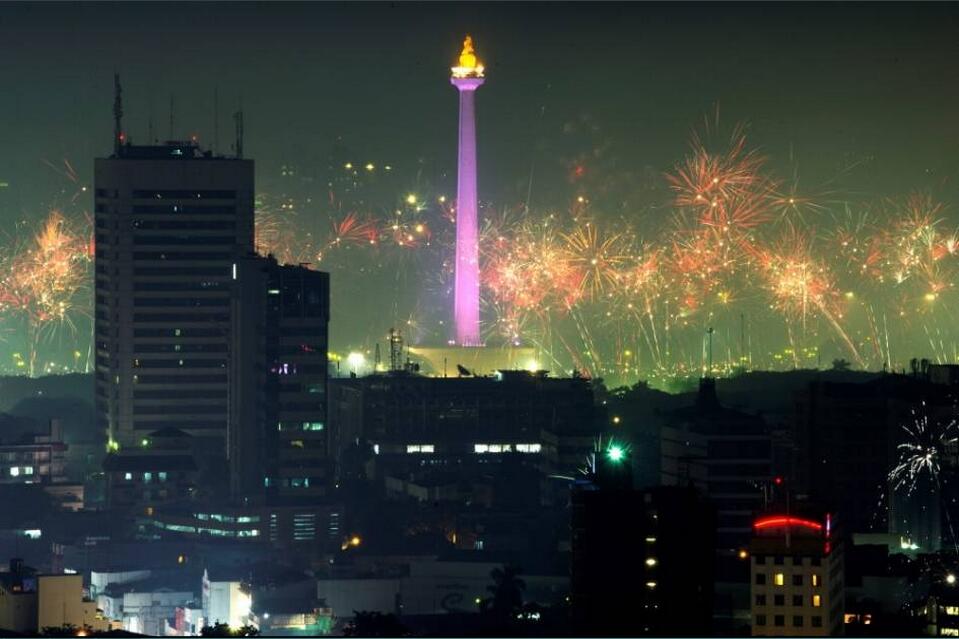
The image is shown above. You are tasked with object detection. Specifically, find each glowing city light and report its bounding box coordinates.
[753,516,823,532]
[606,444,625,463]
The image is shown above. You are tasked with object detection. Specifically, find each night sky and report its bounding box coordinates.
[2,2,959,381]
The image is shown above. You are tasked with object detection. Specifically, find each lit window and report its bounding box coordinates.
[474,444,489,454]
[813,595,822,608]
[291,440,304,448]
[158,472,168,482]
[489,444,502,453]
[23,467,33,475]
[774,573,785,586]
[124,472,133,481]
[373,444,380,455]
[942,629,959,637]
[645,558,657,567]
[143,472,152,483]
[9,467,19,477]
[407,444,434,454]
[645,537,656,543]
[645,581,657,589]
[303,422,324,431]
[811,574,821,587]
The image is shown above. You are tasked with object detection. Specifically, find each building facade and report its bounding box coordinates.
[94,141,254,455]
[749,514,844,637]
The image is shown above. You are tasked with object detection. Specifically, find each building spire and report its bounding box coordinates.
[113,72,123,155]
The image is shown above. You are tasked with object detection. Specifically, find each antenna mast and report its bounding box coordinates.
[233,108,244,159]
[388,328,403,372]
[706,327,714,377]
[113,73,123,155]
[213,87,219,154]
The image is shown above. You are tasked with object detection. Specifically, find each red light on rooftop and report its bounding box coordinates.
[754,516,823,532]
[773,476,783,485]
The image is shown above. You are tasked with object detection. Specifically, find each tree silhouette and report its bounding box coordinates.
[831,358,851,372]
[200,622,260,637]
[481,564,526,625]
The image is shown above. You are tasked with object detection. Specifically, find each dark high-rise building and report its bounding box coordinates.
[328,370,598,502]
[230,255,331,506]
[94,141,254,455]
[570,446,715,636]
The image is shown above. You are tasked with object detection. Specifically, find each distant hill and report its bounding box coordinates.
[0,374,98,443]
[0,373,93,412]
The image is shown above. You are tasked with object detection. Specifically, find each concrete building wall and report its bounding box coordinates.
[0,591,37,633]
[37,574,107,632]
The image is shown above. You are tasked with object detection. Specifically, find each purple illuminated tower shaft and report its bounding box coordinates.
[451,76,484,346]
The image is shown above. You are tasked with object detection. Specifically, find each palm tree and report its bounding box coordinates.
[482,564,526,622]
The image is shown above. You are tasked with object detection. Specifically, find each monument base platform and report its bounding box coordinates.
[409,345,538,377]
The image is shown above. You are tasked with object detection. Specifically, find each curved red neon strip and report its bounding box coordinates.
[754,516,823,531]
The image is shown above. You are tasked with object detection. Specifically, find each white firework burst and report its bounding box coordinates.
[889,402,958,495]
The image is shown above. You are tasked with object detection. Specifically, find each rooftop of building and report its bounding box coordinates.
[107,140,242,161]
[103,453,197,472]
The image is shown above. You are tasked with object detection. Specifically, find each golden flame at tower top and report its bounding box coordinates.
[452,35,484,78]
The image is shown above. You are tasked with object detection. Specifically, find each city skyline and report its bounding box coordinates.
[0,3,958,384]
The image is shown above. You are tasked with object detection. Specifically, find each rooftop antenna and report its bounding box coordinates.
[148,98,154,145]
[213,87,219,154]
[233,105,244,159]
[706,326,714,377]
[388,328,403,372]
[113,72,123,155]
[374,342,381,372]
[168,94,175,141]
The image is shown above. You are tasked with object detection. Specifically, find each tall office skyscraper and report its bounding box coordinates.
[94,141,254,453]
[230,255,331,506]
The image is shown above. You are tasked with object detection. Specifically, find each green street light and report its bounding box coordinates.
[606,445,625,463]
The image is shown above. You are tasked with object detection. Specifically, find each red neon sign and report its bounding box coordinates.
[754,516,823,532]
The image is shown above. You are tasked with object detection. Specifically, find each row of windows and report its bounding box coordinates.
[756,554,822,566]
[132,219,236,231]
[130,205,237,215]
[195,513,259,523]
[133,235,237,246]
[133,358,227,368]
[134,328,224,338]
[131,190,237,199]
[277,422,324,432]
[134,267,230,277]
[134,298,229,308]
[278,383,325,394]
[133,313,229,322]
[280,402,326,412]
[756,572,823,587]
[263,477,317,488]
[756,593,823,607]
[123,471,169,482]
[134,389,227,399]
[754,615,822,628]
[134,404,227,415]
[132,252,232,261]
[134,343,227,354]
[134,375,227,385]
[134,281,227,292]
[133,420,225,430]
